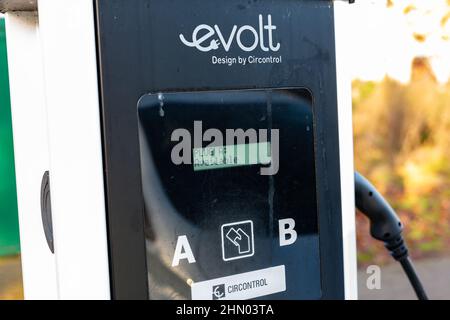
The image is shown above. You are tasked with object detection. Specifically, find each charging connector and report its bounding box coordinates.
[355,172,428,300]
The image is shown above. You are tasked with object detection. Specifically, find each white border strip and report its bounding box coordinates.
[37,0,110,299]
[334,1,358,300]
[5,11,59,300]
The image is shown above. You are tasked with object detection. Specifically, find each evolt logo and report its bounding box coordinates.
[179,14,280,53]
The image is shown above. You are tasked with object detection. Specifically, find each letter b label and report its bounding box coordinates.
[279,218,297,246]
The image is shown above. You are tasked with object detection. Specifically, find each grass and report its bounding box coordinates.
[0,255,23,300]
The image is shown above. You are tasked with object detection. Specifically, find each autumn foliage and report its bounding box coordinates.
[353,58,450,265]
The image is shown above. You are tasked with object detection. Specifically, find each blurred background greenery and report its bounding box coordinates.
[0,15,22,300]
[352,0,450,267]
[354,64,450,265]
[0,16,20,257]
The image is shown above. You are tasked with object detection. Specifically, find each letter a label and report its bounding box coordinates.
[172,235,196,267]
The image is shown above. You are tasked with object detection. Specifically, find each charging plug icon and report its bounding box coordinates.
[221,220,254,261]
[226,227,251,254]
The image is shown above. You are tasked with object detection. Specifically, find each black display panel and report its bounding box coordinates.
[138,88,321,300]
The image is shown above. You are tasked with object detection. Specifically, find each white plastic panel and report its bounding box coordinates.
[334,1,358,300]
[5,11,58,299]
[37,0,110,299]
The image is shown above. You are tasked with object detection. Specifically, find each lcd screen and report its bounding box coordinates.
[193,142,271,171]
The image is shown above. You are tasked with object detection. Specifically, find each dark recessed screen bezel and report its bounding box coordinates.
[137,88,322,300]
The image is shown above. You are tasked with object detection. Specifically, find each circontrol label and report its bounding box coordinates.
[191,265,286,300]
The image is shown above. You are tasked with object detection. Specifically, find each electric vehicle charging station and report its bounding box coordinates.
[2,0,357,300]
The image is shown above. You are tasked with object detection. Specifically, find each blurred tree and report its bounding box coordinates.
[354,57,450,265]
[354,0,450,266]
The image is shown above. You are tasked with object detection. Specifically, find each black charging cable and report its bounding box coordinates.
[354,172,428,300]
